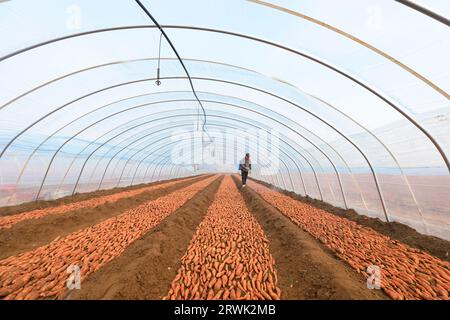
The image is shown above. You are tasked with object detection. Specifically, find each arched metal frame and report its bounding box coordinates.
[98,120,296,193]
[87,135,289,194]
[134,137,292,192]
[65,105,336,201]
[47,99,329,197]
[395,0,450,26]
[0,25,447,176]
[0,15,450,225]
[123,134,295,192]
[127,125,297,191]
[68,114,316,201]
[10,75,389,218]
[69,119,301,194]
[3,56,423,217]
[5,57,376,206]
[248,0,449,98]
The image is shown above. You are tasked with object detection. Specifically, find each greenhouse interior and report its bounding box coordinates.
[0,0,449,304]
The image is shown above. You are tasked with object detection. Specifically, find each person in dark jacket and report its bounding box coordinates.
[239,153,252,187]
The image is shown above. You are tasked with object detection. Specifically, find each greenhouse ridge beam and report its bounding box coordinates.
[0,25,448,175]
[395,0,450,26]
[133,0,208,132]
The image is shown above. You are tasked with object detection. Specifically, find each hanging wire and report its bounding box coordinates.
[155,32,163,86]
[134,0,209,136]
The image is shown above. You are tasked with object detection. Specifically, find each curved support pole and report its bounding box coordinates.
[71,120,194,195]
[1,24,447,178]
[139,139,295,191]
[23,94,330,200]
[114,116,316,200]
[125,130,296,194]
[0,55,425,213]
[3,74,411,218]
[249,0,449,97]
[130,136,296,191]
[114,119,313,199]
[395,0,450,26]
[0,54,426,216]
[14,91,337,203]
[71,114,314,200]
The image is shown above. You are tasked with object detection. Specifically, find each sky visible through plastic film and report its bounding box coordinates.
[0,0,449,240]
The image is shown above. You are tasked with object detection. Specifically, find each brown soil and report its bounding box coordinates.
[0,175,211,260]
[0,175,203,217]
[69,176,224,300]
[234,176,387,300]
[251,178,450,262]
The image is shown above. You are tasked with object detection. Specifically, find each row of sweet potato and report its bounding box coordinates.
[0,176,199,230]
[165,176,281,300]
[248,180,450,300]
[0,176,217,300]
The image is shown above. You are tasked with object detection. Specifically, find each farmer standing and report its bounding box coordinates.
[239,153,252,187]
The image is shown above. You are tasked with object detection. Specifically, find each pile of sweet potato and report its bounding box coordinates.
[248,181,450,300]
[165,176,280,300]
[0,176,217,300]
[0,176,197,230]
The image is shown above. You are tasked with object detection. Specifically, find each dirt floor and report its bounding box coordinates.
[233,176,386,300]
[0,175,202,217]
[2,174,447,300]
[0,175,210,260]
[69,176,223,300]
[251,178,450,262]
[70,175,386,300]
